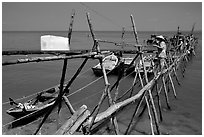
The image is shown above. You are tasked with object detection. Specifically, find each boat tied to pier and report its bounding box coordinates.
[6,87,59,122]
[92,53,119,76]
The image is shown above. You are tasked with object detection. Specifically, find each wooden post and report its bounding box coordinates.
[140,54,160,135]
[58,59,68,112]
[168,74,177,98]
[34,10,77,135]
[55,105,87,135]
[86,68,172,132]
[65,110,90,135]
[100,58,120,135]
[86,12,120,134]
[2,51,109,66]
[62,95,75,115]
[34,57,89,135]
[162,76,171,109]
[125,67,154,135]
[129,70,138,97]
[130,14,160,134]
[56,58,68,129]
[173,67,181,85]
[169,51,181,86]
[153,70,163,122]
[86,12,100,52]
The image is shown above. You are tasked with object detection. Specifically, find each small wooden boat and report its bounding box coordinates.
[6,87,59,126]
[135,55,154,74]
[121,57,136,74]
[92,53,119,76]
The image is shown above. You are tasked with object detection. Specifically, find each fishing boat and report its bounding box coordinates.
[135,55,154,74]
[92,53,119,76]
[6,87,59,126]
[121,57,136,74]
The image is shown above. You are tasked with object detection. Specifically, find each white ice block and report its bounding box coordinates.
[41,35,70,51]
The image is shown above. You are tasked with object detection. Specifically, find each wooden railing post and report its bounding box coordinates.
[130,14,160,135]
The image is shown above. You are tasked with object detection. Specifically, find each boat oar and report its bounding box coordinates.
[9,98,18,105]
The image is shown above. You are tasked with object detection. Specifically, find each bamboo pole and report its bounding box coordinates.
[125,67,154,135]
[155,78,163,122]
[100,59,114,108]
[87,40,193,134]
[129,70,138,98]
[56,58,68,129]
[2,51,110,66]
[62,95,75,115]
[162,76,171,109]
[86,60,180,133]
[55,105,87,135]
[2,50,85,56]
[97,39,144,47]
[100,58,120,134]
[34,57,89,135]
[173,67,181,85]
[130,14,160,134]
[132,13,159,129]
[86,12,100,52]
[168,74,177,98]
[65,110,90,135]
[89,70,163,126]
[3,49,153,56]
[86,12,120,134]
[57,58,68,113]
[169,51,181,86]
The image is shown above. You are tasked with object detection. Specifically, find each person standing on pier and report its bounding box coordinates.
[177,38,184,53]
[153,35,167,72]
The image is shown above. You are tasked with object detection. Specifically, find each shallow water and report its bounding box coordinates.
[2,31,202,134]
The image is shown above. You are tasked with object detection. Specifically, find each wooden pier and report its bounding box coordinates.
[2,10,198,135]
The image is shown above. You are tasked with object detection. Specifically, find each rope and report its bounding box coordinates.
[2,87,105,128]
[79,2,132,30]
[2,66,92,105]
[2,68,133,132]
[2,68,134,129]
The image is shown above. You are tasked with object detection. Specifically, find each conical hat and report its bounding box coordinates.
[156,35,165,40]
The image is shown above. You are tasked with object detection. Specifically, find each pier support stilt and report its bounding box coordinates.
[162,76,171,109]
[173,67,181,85]
[154,76,163,122]
[168,74,177,98]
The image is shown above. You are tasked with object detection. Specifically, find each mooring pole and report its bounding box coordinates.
[62,95,75,115]
[130,14,160,135]
[129,68,138,98]
[169,51,181,86]
[86,12,100,52]
[100,57,120,135]
[162,76,171,109]
[85,12,119,134]
[125,67,153,135]
[168,73,177,98]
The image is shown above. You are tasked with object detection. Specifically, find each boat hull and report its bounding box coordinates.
[7,103,54,128]
[92,67,116,76]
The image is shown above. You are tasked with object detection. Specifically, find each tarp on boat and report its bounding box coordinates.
[41,35,70,51]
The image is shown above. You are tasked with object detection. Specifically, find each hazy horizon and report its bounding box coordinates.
[2,2,202,32]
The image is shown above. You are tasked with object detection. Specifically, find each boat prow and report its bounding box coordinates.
[92,53,119,76]
[6,87,59,127]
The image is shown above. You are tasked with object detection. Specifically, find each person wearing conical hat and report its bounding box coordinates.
[153,35,167,71]
[177,38,184,53]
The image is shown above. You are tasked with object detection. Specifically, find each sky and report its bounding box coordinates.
[2,2,202,31]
